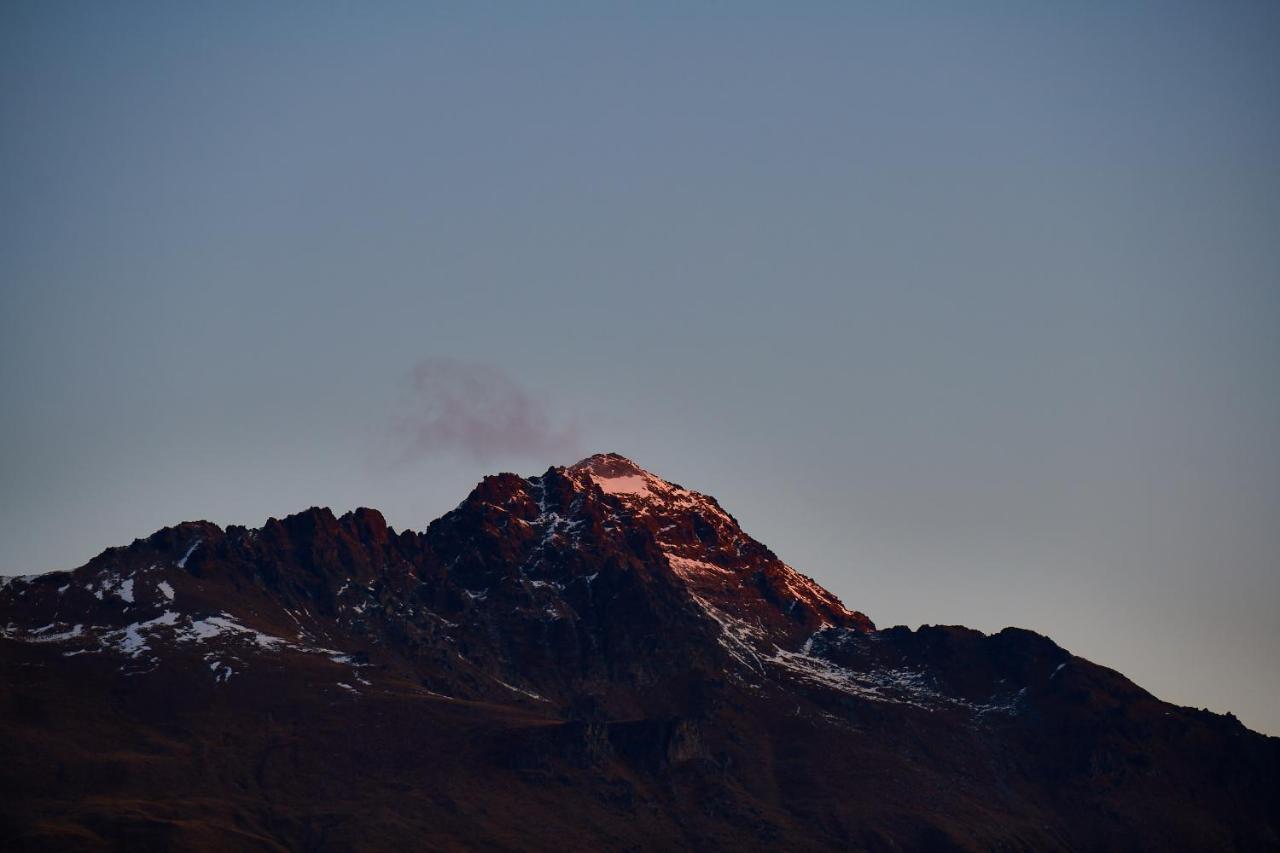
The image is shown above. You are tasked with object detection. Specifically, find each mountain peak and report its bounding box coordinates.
[566,452,660,497]
[568,452,647,477]
[2,457,1275,849]
[556,452,873,637]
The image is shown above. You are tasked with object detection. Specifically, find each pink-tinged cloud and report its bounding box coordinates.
[390,358,580,464]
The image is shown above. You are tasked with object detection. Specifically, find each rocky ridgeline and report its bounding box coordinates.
[1,454,1276,851]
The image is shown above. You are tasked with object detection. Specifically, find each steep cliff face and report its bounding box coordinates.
[1,455,1276,851]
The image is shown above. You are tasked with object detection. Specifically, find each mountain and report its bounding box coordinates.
[1,453,1276,851]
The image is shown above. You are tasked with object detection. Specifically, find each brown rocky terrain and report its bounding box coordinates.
[2,453,1277,851]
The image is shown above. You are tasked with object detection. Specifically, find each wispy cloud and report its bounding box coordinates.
[387,358,580,464]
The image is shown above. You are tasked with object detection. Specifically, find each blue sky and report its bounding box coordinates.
[2,2,1278,733]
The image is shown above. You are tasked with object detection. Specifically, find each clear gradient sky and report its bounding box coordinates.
[2,2,1278,733]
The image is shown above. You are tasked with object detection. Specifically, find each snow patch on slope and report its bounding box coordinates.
[592,473,652,497]
[767,632,1029,718]
[666,554,734,578]
[12,623,86,643]
[176,540,201,569]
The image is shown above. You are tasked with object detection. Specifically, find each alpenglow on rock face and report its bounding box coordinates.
[1,454,1277,851]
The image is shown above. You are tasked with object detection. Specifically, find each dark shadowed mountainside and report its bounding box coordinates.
[2,454,1276,851]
